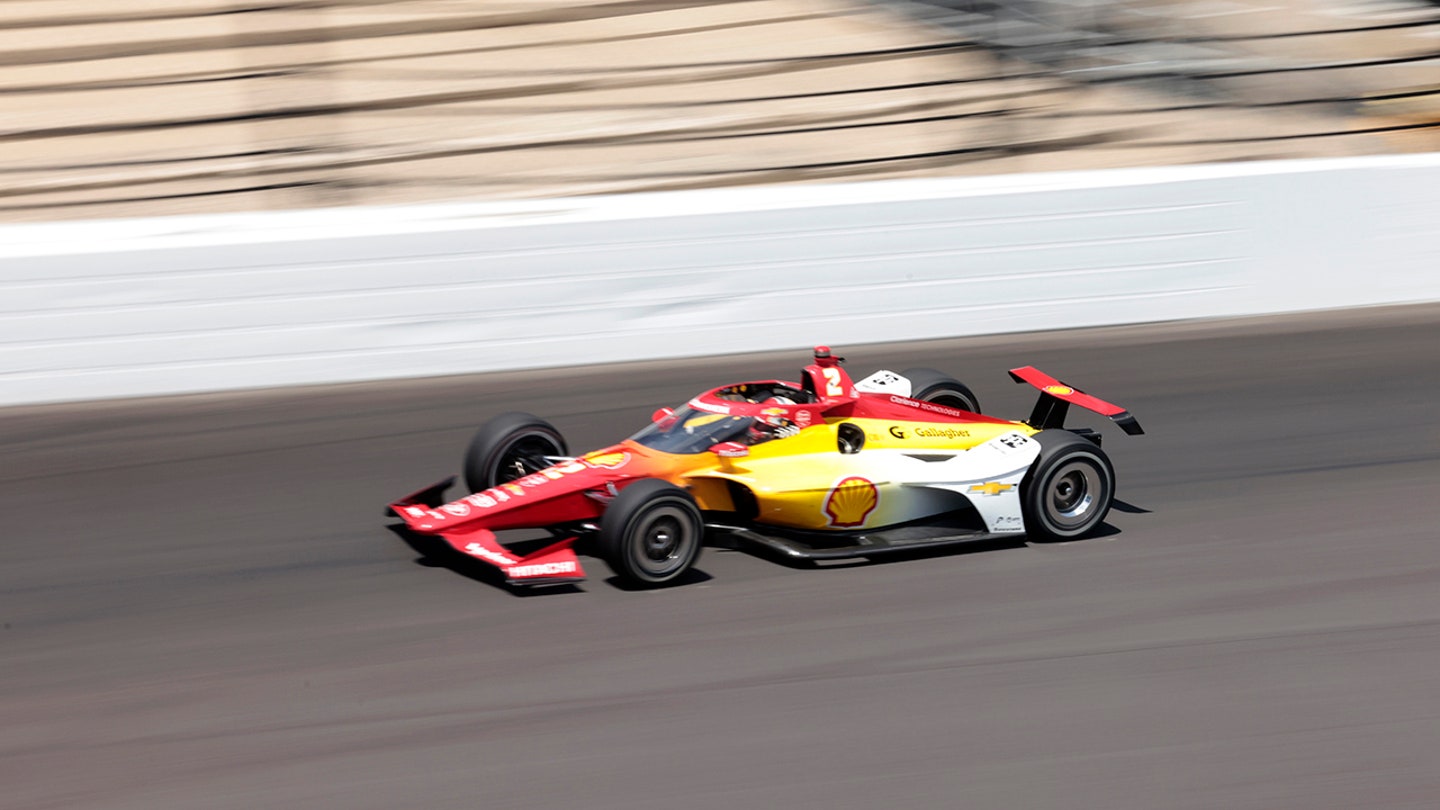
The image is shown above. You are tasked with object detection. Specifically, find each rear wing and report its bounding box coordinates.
[1008,366,1144,436]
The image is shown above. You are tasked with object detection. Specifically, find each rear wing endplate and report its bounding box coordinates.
[1008,366,1144,436]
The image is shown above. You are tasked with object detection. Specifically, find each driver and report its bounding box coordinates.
[748,404,799,443]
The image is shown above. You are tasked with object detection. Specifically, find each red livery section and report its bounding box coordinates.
[433,528,584,584]
[1008,366,1125,416]
[388,466,618,585]
[1008,366,1144,435]
[850,393,1015,424]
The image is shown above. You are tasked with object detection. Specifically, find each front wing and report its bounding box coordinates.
[388,477,586,586]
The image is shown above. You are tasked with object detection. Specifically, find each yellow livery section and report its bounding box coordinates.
[678,420,1022,532]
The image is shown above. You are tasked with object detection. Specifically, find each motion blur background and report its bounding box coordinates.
[6,5,1440,810]
[2,0,1437,221]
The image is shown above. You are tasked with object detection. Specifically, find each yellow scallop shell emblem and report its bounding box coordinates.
[1044,384,1075,396]
[824,476,879,528]
[582,451,630,469]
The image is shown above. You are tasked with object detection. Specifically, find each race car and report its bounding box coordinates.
[387,346,1143,588]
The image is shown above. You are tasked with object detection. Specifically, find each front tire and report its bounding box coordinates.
[902,367,981,413]
[599,480,703,587]
[1021,430,1115,541]
[463,412,568,493]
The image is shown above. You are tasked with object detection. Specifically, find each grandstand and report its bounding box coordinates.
[0,0,1435,221]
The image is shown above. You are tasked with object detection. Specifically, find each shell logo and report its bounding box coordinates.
[824,476,879,528]
[1044,384,1075,396]
[582,451,630,470]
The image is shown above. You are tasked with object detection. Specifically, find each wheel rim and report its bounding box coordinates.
[630,504,696,578]
[1045,460,1101,530]
[491,433,560,483]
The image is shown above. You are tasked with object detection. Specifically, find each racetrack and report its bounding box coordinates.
[4,303,1440,809]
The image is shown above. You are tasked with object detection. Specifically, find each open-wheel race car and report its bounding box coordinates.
[387,346,1143,588]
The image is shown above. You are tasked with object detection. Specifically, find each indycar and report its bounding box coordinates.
[387,346,1143,588]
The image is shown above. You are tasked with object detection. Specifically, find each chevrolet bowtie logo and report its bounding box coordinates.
[968,482,1014,496]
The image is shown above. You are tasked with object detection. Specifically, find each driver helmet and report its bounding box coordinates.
[749,404,799,442]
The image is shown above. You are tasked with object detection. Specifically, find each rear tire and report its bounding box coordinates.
[599,480,703,587]
[1021,430,1115,541]
[463,412,568,493]
[902,367,981,413]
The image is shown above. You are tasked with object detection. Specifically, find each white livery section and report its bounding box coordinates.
[921,432,1039,534]
[854,370,914,397]
[3,154,1439,407]
[871,431,1036,534]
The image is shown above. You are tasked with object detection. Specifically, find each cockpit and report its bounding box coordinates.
[629,374,834,455]
[628,408,767,454]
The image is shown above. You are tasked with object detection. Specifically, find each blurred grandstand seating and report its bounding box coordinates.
[0,0,1434,221]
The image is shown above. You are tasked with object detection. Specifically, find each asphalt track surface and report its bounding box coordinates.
[4,303,1440,809]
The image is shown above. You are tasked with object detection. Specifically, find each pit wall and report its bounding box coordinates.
[4,154,1438,406]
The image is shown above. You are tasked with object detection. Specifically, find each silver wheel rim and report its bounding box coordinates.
[489,431,561,484]
[630,504,696,578]
[1045,460,1102,531]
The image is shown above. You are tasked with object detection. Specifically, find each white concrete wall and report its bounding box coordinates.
[3,154,1438,406]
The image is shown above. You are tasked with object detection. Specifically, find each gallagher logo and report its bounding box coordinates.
[915,426,970,439]
[824,476,879,528]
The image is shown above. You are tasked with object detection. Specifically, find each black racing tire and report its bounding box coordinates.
[1020,430,1115,541]
[598,479,703,587]
[463,412,568,493]
[902,367,982,413]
